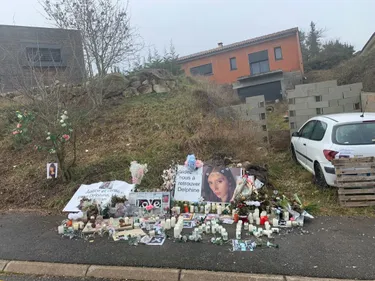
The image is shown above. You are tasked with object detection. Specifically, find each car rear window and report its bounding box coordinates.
[333,122,375,145]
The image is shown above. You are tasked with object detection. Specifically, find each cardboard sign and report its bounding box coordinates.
[63,180,135,212]
[174,165,203,202]
[128,192,171,214]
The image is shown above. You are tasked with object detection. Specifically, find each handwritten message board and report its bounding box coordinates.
[174,165,203,202]
[63,180,135,212]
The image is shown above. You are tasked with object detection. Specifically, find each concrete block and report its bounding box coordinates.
[287,89,308,98]
[0,260,9,271]
[87,265,179,281]
[343,90,361,99]
[180,270,283,281]
[245,95,265,105]
[295,109,317,116]
[289,103,308,110]
[4,261,89,278]
[316,80,337,88]
[295,97,313,104]
[248,107,266,115]
[325,88,344,100]
[348,82,363,91]
[317,87,329,95]
[322,106,344,114]
[329,100,339,107]
[343,103,360,112]
[338,96,360,106]
[307,101,329,109]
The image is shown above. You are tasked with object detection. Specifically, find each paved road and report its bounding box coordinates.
[0,213,375,280]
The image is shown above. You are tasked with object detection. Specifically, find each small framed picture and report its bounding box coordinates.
[47,163,58,179]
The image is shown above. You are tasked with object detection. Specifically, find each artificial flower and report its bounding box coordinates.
[62,134,70,141]
[61,123,67,127]
[12,130,19,135]
[16,123,22,128]
[60,119,64,123]
[17,114,22,119]
[64,111,68,115]
[46,136,51,140]
[145,205,154,211]
[47,132,51,135]
[49,149,56,154]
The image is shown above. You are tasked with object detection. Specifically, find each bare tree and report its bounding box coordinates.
[40,0,142,77]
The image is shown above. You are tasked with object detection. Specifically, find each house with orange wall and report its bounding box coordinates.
[177,27,304,101]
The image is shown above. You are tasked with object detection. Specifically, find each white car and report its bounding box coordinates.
[290,112,375,188]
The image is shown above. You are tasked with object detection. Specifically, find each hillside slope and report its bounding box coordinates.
[306,49,375,91]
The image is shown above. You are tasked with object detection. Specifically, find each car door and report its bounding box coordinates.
[304,120,328,173]
[294,120,317,167]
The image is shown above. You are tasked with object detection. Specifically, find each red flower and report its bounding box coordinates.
[62,134,70,141]
[17,123,22,128]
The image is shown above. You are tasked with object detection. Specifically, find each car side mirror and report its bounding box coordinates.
[292,131,301,137]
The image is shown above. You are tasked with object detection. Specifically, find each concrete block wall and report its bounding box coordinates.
[217,95,269,142]
[287,80,363,132]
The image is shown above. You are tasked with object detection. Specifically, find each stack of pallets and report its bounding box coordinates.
[333,157,375,207]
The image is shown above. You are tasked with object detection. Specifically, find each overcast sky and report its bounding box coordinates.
[0,0,374,58]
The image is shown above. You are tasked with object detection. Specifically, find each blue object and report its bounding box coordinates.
[186,154,196,171]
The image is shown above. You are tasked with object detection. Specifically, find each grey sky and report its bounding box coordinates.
[0,0,374,58]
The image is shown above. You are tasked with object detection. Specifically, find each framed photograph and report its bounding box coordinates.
[47,163,58,179]
[201,166,242,203]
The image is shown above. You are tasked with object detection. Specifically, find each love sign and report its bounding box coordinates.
[138,199,162,208]
[128,192,170,215]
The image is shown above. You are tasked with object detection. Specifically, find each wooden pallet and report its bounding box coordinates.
[332,157,375,207]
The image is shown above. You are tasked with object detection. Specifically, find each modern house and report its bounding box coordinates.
[0,25,85,93]
[177,27,304,102]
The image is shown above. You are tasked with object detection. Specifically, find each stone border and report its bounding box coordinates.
[0,260,372,281]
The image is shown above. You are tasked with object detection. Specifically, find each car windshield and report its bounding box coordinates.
[333,122,375,145]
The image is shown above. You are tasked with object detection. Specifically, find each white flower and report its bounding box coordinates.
[60,120,64,123]
[46,136,51,140]
[17,114,22,119]
[47,132,51,135]
[49,149,56,154]
[61,114,68,121]
[85,149,89,152]
[68,128,73,132]
[61,123,67,127]
[64,111,68,115]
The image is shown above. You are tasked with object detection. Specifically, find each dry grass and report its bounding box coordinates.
[1,76,374,216]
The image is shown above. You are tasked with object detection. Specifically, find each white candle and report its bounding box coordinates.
[238,220,243,225]
[248,213,254,224]
[284,211,289,221]
[253,208,260,218]
[217,205,222,215]
[124,217,130,225]
[205,204,210,214]
[109,218,114,225]
[171,217,176,227]
[149,230,155,237]
[194,206,199,213]
[190,206,194,213]
[272,218,279,227]
[236,231,241,239]
[221,228,226,236]
[165,219,171,230]
[223,232,228,241]
[175,206,181,214]
[198,226,203,234]
[244,222,249,230]
[200,206,204,213]
[211,203,216,212]
[161,220,166,228]
[255,217,260,225]
[260,211,267,217]
[212,225,216,234]
[174,227,180,238]
[73,222,79,231]
[265,221,270,231]
[58,225,64,234]
[271,227,280,233]
[263,230,272,238]
[286,220,292,227]
[205,225,211,234]
[249,224,254,233]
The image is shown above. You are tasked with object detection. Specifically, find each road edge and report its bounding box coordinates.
[1,260,373,281]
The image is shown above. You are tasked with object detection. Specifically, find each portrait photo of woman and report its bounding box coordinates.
[47,163,58,179]
[202,166,241,203]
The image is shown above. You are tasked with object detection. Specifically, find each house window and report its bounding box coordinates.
[315,95,322,102]
[230,57,237,70]
[190,63,213,76]
[316,108,323,115]
[259,113,266,120]
[26,47,62,63]
[274,47,283,60]
[249,50,270,75]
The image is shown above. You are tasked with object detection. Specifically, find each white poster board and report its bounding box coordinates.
[174,165,203,202]
[63,180,135,212]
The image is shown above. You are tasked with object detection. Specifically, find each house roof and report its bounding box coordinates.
[361,32,375,54]
[177,27,299,63]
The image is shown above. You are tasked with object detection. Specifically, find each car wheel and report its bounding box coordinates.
[291,145,298,164]
[314,162,329,188]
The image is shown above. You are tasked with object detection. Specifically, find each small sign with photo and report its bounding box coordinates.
[47,163,58,179]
